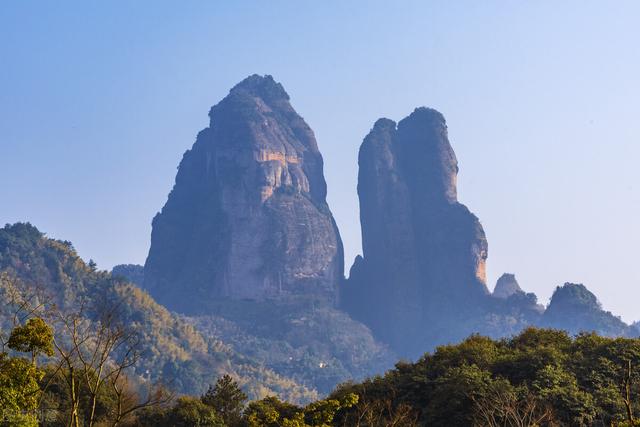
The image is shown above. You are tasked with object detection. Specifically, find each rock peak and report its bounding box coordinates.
[229,74,290,102]
[372,118,396,131]
[493,273,523,299]
[401,107,446,127]
[145,76,342,310]
[549,283,601,311]
[344,107,488,357]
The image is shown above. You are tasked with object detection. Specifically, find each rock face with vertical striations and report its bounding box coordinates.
[343,108,489,357]
[144,75,343,312]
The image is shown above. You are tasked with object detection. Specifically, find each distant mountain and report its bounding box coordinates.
[144,75,343,313]
[541,283,633,337]
[492,273,523,299]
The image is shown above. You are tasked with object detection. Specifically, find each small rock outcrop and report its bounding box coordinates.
[343,108,489,356]
[144,75,343,312]
[493,273,523,299]
[542,283,633,337]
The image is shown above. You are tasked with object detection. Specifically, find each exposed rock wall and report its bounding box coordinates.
[343,108,489,356]
[144,75,343,312]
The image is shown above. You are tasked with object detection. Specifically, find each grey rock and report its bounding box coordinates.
[343,108,489,356]
[493,273,523,299]
[144,75,343,312]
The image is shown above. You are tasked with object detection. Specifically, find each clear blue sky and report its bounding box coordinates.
[2,1,639,322]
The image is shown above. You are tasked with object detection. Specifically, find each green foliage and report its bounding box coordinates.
[244,396,302,427]
[301,393,358,426]
[164,397,225,427]
[332,327,640,426]
[8,317,54,364]
[137,396,224,427]
[426,364,495,426]
[0,352,41,426]
[242,393,357,427]
[201,375,248,426]
[0,314,49,427]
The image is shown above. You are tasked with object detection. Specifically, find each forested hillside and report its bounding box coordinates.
[139,329,640,426]
[0,223,316,404]
[0,223,392,414]
[4,308,640,426]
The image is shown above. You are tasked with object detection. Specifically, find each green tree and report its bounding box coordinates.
[166,396,224,427]
[243,396,303,427]
[7,317,54,366]
[0,346,44,426]
[201,374,247,426]
[242,393,358,427]
[302,392,358,426]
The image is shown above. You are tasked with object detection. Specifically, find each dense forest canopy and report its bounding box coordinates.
[3,306,640,426]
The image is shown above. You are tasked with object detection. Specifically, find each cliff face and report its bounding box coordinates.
[343,108,489,356]
[144,75,343,312]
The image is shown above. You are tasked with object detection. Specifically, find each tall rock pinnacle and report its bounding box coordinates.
[144,75,343,312]
[343,107,489,356]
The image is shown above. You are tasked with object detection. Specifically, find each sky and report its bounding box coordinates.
[1,1,639,322]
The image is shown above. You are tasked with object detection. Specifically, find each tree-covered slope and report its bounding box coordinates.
[0,222,316,402]
[113,271,395,395]
[330,328,640,426]
[187,299,395,395]
[541,282,633,337]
